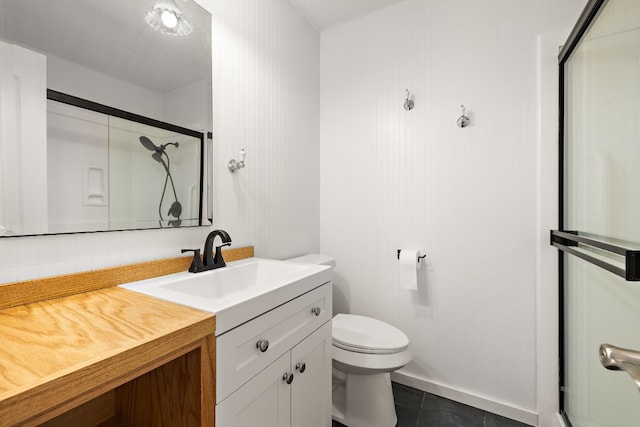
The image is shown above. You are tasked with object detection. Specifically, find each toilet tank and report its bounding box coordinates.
[286,254,335,267]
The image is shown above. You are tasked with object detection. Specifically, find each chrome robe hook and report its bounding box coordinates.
[404,89,414,111]
[457,105,470,128]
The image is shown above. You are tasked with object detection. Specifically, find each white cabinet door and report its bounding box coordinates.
[216,353,291,427]
[291,322,332,427]
[216,284,332,403]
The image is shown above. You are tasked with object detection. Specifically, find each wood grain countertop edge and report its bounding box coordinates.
[0,287,217,426]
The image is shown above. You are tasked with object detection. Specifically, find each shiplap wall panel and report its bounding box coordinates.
[320,0,585,420]
[208,0,320,260]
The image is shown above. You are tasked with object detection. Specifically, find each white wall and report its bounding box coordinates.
[320,0,584,424]
[207,0,321,258]
[164,78,210,131]
[47,55,165,121]
[47,101,110,231]
[0,0,320,284]
[536,30,568,427]
[0,42,48,236]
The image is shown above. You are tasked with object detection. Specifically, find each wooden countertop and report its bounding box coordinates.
[0,287,216,426]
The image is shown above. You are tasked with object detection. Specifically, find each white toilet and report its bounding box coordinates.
[286,254,412,427]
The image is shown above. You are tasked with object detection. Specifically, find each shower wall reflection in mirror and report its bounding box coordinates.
[47,94,203,234]
[0,0,212,236]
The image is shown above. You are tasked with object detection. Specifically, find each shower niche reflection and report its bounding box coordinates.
[47,92,203,233]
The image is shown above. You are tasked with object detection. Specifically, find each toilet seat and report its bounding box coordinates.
[332,314,409,355]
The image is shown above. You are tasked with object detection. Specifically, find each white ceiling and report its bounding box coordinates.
[291,0,406,30]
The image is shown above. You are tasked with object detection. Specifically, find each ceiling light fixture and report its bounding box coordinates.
[145,0,193,36]
[161,10,178,28]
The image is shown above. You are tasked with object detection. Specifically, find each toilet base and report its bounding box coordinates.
[332,370,397,427]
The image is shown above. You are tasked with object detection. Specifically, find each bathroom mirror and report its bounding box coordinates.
[0,0,213,236]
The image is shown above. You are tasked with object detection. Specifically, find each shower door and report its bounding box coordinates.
[553,0,640,426]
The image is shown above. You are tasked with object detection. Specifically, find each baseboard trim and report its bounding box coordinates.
[390,372,538,426]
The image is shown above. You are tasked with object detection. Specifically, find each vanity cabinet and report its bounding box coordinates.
[216,283,332,427]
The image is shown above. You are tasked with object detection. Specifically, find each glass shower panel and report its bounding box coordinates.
[563,0,640,425]
[108,117,202,229]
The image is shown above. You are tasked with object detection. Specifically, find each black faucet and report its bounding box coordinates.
[204,229,232,268]
[181,229,232,273]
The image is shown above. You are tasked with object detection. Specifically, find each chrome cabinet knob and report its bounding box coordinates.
[311,306,321,316]
[282,372,294,384]
[256,339,269,352]
[295,362,306,373]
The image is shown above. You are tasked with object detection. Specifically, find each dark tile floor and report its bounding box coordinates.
[332,382,532,427]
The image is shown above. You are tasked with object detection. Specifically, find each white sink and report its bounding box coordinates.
[120,258,332,335]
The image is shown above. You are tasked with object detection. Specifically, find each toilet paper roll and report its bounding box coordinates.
[399,249,421,290]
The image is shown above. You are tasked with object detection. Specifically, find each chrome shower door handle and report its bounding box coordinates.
[599,343,640,391]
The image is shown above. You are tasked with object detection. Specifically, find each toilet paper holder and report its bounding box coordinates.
[397,249,426,263]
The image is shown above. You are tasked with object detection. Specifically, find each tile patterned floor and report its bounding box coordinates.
[332,382,532,427]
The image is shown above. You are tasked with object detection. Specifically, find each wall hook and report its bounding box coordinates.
[457,105,470,128]
[228,148,246,172]
[404,89,415,111]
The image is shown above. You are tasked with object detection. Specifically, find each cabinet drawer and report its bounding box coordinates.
[216,283,331,403]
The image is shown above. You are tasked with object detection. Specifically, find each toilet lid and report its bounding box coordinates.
[332,314,409,355]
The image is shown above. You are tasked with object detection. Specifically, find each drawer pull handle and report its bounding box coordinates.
[256,339,270,352]
[295,362,306,373]
[311,306,321,316]
[282,372,294,384]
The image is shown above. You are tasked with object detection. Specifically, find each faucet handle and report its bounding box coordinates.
[181,249,203,273]
[212,244,230,268]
